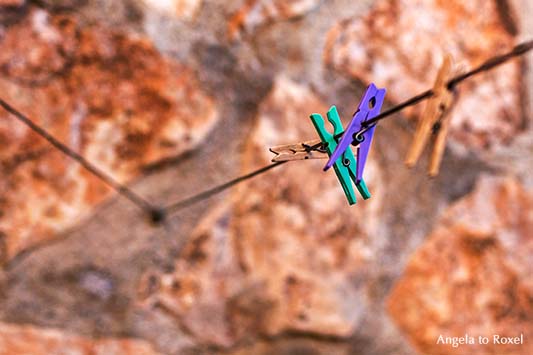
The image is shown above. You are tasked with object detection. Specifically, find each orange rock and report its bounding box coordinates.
[325,0,524,151]
[0,0,23,6]
[0,8,218,262]
[228,0,319,40]
[0,322,162,354]
[139,77,385,348]
[141,0,203,20]
[387,175,533,355]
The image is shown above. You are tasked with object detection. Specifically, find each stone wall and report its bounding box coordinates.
[0,1,531,354]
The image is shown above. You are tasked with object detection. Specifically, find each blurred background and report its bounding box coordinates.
[0,0,531,354]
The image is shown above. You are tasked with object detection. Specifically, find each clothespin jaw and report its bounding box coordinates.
[310,105,370,205]
[324,83,386,184]
[405,54,456,177]
[269,139,326,162]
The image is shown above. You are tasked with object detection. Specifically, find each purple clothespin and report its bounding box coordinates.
[324,83,386,182]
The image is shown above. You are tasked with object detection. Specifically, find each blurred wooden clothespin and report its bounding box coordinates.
[405,54,458,177]
[269,139,326,162]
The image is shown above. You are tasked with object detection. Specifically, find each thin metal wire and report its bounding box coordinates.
[0,98,156,213]
[1,39,532,221]
[365,39,533,127]
[301,89,433,153]
[303,39,533,152]
[165,161,287,213]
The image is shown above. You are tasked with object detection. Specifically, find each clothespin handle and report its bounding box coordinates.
[269,139,327,162]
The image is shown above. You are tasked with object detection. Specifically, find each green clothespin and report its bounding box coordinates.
[310,106,371,205]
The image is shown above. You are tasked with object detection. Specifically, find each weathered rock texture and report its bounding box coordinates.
[0,322,162,354]
[0,8,217,262]
[388,175,533,355]
[139,77,386,348]
[0,0,531,354]
[141,0,203,20]
[325,0,524,150]
[228,0,320,40]
[0,0,23,7]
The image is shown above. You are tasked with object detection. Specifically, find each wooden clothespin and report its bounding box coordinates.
[405,54,457,177]
[269,139,326,162]
[310,105,371,205]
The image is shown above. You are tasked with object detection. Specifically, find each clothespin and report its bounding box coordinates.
[269,139,326,162]
[310,105,371,205]
[324,83,386,183]
[405,54,456,177]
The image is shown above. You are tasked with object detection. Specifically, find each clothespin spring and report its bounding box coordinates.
[303,124,374,154]
[352,123,376,144]
[302,141,328,153]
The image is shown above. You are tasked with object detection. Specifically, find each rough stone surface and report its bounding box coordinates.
[325,0,524,151]
[0,0,23,7]
[388,175,533,355]
[228,0,320,40]
[0,8,218,262]
[0,1,531,355]
[0,322,162,354]
[141,0,203,20]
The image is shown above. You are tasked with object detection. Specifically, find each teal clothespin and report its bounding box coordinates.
[310,106,371,205]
